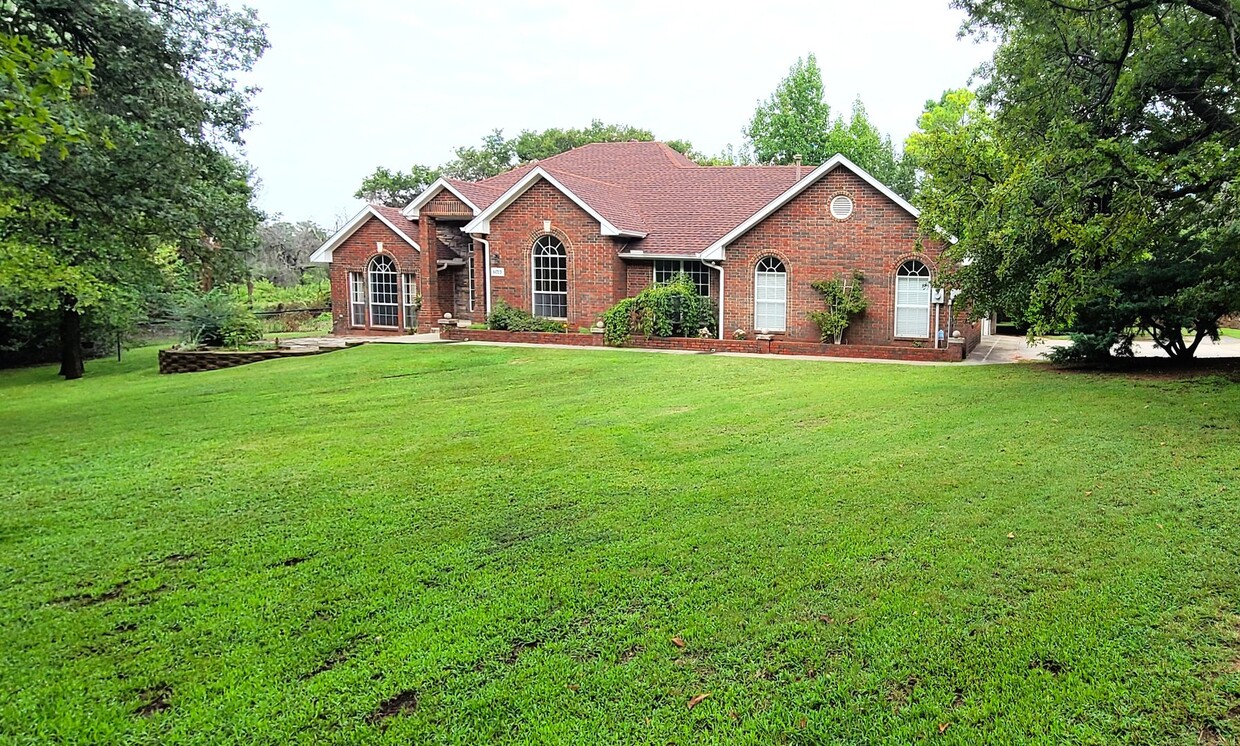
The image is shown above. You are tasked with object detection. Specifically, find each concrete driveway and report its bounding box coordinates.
[967,333,1240,364]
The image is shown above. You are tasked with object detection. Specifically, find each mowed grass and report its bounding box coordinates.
[1,344,1239,745]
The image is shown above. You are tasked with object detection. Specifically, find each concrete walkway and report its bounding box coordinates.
[277,333,442,350]
[279,331,1240,365]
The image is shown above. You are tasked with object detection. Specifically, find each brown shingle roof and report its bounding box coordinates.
[381,143,802,254]
[442,141,810,255]
[370,204,419,245]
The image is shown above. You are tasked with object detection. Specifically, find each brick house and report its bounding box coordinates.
[310,141,980,354]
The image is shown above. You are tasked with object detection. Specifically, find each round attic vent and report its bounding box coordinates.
[830,195,854,220]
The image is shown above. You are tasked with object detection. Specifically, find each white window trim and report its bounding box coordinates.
[893,260,932,339]
[367,255,400,329]
[402,273,418,330]
[531,236,568,320]
[753,257,788,333]
[653,259,711,297]
[348,272,366,328]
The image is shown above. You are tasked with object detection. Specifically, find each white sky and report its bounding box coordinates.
[240,0,993,227]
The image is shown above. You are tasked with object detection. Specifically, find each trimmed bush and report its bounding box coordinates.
[174,290,262,347]
[602,274,717,346]
[487,300,567,333]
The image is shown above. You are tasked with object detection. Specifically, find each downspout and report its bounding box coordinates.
[703,259,724,340]
[476,236,492,317]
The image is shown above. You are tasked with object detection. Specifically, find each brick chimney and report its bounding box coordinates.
[794,154,803,180]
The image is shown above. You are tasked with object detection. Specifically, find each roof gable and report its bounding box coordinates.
[462,166,648,238]
[309,204,420,264]
[701,154,919,260]
[400,178,480,218]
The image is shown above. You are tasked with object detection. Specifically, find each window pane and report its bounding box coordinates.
[895,276,930,337]
[754,258,787,331]
[402,273,417,329]
[349,272,366,326]
[369,256,399,327]
[654,260,676,285]
[532,236,567,319]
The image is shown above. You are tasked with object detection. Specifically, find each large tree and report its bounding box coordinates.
[911,1,1240,359]
[746,54,913,196]
[251,219,329,287]
[0,1,268,378]
[745,54,834,165]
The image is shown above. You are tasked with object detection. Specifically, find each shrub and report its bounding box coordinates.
[602,274,717,346]
[1043,331,1133,364]
[174,290,263,347]
[808,271,867,343]
[487,300,567,333]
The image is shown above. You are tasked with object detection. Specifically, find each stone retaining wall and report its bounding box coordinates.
[158,346,346,374]
[439,326,966,362]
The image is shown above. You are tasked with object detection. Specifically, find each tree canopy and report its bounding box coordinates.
[745,54,913,196]
[910,1,1240,359]
[0,32,93,160]
[0,0,268,378]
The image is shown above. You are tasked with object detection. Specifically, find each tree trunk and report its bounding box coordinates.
[58,304,84,380]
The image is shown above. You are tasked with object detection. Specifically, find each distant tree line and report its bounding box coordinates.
[356,63,916,207]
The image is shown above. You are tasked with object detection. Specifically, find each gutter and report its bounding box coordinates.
[617,252,705,261]
[702,259,725,340]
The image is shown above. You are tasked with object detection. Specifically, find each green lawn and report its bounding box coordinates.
[1221,328,1240,340]
[1,345,1238,744]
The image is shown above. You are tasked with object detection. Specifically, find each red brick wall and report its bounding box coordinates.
[725,169,980,350]
[438,326,967,361]
[328,216,420,335]
[626,262,653,297]
[484,180,627,330]
[424,189,475,218]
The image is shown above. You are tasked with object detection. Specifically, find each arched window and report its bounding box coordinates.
[894,259,932,338]
[754,256,787,332]
[368,254,399,327]
[532,236,567,319]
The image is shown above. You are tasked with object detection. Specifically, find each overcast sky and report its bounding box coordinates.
[240,0,994,227]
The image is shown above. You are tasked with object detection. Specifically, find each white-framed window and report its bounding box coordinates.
[754,256,787,332]
[368,255,400,327]
[654,259,711,297]
[402,273,417,330]
[532,235,567,319]
[348,272,366,327]
[894,259,932,338]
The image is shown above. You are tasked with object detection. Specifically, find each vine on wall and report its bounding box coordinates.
[808,271,867,343]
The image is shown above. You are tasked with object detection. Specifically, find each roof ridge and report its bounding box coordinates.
[447,176,504,192]
[543,166,650,226]
[655,141,697,168]
[542,165,625,189]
